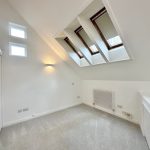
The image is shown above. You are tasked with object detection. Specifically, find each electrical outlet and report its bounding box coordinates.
[32,115,35,117]
[18,108,29,113]
[23,108,29,112]
[112,109,115,112]
[18,109,22,113]
[77,96,80,99]
[117,105,123,109]
[122,111,132,119]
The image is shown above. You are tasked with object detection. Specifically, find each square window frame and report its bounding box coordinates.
[9,22,27,39]
[9,42,27,57]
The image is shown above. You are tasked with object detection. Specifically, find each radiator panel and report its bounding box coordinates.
[93,89,113,110]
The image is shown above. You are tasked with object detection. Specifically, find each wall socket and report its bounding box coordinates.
[18,109,22,113]
[18,108,29,113]
[122,111,132,119]
[77,96,80,99]
[23,108,29,112]
[117,105,123,109]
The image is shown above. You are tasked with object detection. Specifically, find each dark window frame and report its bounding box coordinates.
[90,7,123,50]
[64,37,83,59]
[74,26,99,55]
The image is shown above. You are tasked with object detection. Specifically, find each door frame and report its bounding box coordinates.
[0,49,3,130]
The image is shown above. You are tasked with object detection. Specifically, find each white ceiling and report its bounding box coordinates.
[5,0,150,81]
[7,0,94,37]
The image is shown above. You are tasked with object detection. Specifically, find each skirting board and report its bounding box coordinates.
[84,102,139,125]
[3,102,82,128]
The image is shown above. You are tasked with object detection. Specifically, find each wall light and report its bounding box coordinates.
[44,64,55,73]
[45,64,55,67]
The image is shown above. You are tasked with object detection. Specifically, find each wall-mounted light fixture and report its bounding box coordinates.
[44,64,55,73]
[45,64,55,67]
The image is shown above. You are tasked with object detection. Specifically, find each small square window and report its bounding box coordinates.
[9,23,27,39]
[9,43,27,57]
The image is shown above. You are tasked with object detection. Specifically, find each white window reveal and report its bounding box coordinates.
[9,43,27,57]
[9,23,27,39]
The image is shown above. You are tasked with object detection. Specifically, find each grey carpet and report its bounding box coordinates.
[0,104,149,150]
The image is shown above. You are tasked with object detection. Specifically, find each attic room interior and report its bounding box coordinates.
[0,0,150,149]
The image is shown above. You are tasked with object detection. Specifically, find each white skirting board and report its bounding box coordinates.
[3,102,139,128]
[84,102,139,125]
[3,102,82,128]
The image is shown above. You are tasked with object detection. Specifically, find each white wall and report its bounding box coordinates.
[0,0,81,127]
[1,0,150,128]
[79,0,150,125]
[82,80,150,124]
[0,56,2,130]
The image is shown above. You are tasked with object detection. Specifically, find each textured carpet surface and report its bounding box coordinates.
[0,104,149,150]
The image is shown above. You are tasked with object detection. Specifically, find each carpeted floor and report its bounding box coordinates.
[0,104,149,150]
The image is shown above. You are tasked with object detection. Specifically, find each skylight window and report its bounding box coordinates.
[64,37,83,59]
[75,26,99,55]
[90,45,99,53]
[77,51,83,58]
[90,7,123,50]
[9,23,26,39]
[9,43,27,57]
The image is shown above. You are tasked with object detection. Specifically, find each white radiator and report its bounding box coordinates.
[93,89,114,111]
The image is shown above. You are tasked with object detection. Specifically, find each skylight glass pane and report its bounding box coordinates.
[77,51,83,58]
[95,12,122,46]
[79,29,93,47]
[90,45,99,53]
[10,23,26,39]
[78,29,99,54]
[64,37,83,59]
[9,43,26,57]
[108,36,122,47]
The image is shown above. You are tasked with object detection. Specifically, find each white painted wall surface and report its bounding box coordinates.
[1,0,150,129]
[0,0,81,127]
[82,80,150,124]
[0,56,2,130]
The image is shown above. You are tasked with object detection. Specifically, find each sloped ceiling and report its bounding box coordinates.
[7,0,94,62]
[7,0,150,81]
[7,0,94,37]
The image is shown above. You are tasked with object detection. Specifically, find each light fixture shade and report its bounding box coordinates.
[45,64,54,67]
